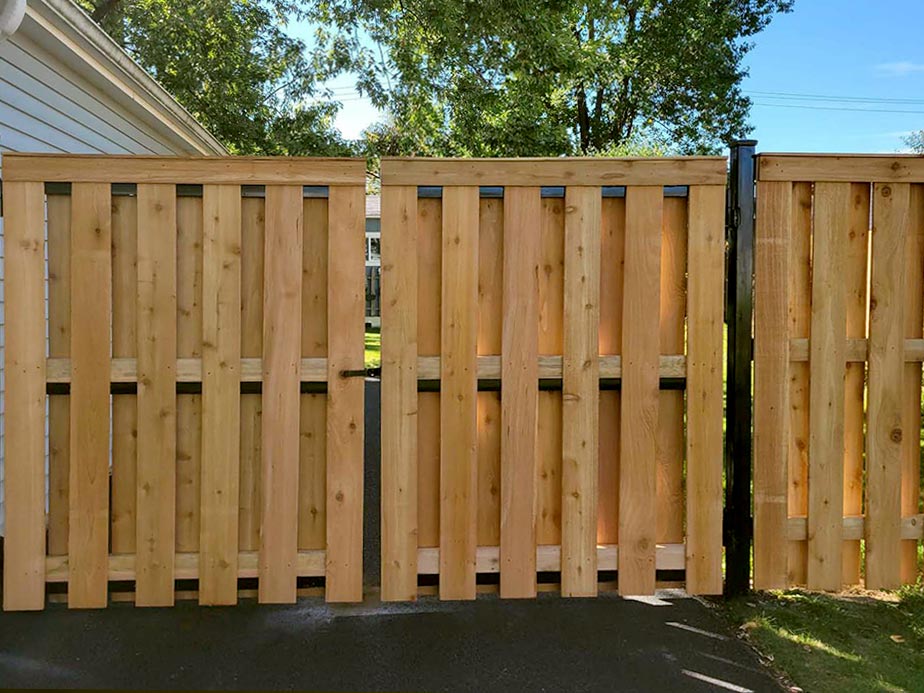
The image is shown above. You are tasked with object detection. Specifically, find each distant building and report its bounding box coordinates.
[365,194,381,328]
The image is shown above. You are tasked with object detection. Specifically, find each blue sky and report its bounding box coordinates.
[296,1,924,153]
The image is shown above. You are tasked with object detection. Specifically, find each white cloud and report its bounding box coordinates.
[876,61,924,76]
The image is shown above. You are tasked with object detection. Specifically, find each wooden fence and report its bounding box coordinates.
[754,154,924,591]
[380,158,728,599]
[2,154,366,610]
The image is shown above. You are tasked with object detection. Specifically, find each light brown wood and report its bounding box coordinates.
[753,181,792,590]
[299,198,328,551]
[325,185,365,602]
[2,182,47,611]
[1,153,366,184]
[45,356,329,383]
[68,182,113,609]
[135,184,178,607]
[617,186,662,597]
[597,197,624,546]
[562,186,602,597]
[901,185,924,583]
[175,196,203,554]
[658,197,687,546]
[787,182,812,586]
[685,185,726,595]
[415,354,685,380]
[477,198,503,548]
[788,515,924,542]
[500,188,540,598]
[843,183,871,585]
[806,182,850,592]
[866,182,909,590]
[239,196,265,552]
[758,154,924,183]
[199,185,242,605]
[381,185,419,601]
[789,338,924,363]
[439,186,480,600]
[259,185,304,603]
[47,194,72,557]
[380,157,727,186]
[416,197,442,551]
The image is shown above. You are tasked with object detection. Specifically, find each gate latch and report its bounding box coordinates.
[339,367,381,379]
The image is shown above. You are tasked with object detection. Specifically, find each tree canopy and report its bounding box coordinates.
[906,131,924,153]
[310,0,793,156]
[79,0,353,155]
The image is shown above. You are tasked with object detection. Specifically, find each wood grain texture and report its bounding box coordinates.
[787,182,812,586]
[758,154,924,183]
[866,182,909,590]
[47,194,72,558]
[617,186,662,596]
[68,182,112,609]
[684,185,725,595]
[239,197,265,551]
[199,185,242,605]
[175,196,203,554]
[901,185,924,583]
[807,182,850,592]
[2,182,47,611]
[753,181,792,590]
[259,185,303,603]
[416,197,442,550]
[380,157,727,186]
[135,184,178,607]
[843,184,871,585]
[658,197,687,545]
[562,186,602,597]
[1,153,366,184]
[381,186,419,601]
[439,186,480,600]
[326,185,365,602]
[499,188,540,598]
[597,197,624,546]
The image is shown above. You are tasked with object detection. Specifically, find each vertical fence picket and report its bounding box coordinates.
[199,185,242,605]
[2,181,47,611]
[259,185,304,603]
[326,185,366,602]
[439,186,480,600]
[685,185,726,595]
[47,193,72,557]
[499,187,540,598]
[562,186,601,597]
[753,180,791,591]
[866,182,909,590]
[381,185,419,601]
[68,182,112,608]
[617,186,661,596]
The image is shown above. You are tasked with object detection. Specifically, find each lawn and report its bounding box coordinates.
[365,329,381,369]
[721,586,924,693]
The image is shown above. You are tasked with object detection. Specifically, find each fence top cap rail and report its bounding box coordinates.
[380,156,727,187]
[1,153,367,185]
[757,152,924,183]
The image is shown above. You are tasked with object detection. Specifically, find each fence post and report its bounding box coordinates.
[725,139,757,595]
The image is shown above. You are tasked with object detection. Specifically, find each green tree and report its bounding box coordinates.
[311,0,792,156]
[906,130,924,153]
[79,0,353,155]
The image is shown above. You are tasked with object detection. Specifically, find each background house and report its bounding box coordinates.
[0,0,226,533]
[365,194,380,328]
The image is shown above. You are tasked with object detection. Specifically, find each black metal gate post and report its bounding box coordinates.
[724,140,757,595]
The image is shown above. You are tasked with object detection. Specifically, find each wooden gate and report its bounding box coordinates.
[754,154,924,591]
[3,154,366,610]
[380,158,727,599]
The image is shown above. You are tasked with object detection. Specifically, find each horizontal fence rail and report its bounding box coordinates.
[380,157,727,600]
[2,154,366,610]
[754,153,924,592]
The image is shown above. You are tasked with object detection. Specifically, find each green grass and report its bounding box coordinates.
[721,586,924,693]
[365,330,381,369]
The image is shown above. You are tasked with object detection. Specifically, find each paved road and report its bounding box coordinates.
[0,382,781,691]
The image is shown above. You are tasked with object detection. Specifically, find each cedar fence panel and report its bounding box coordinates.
[754,154,924,591]
[2,154,366,610]
[380,158,728,599]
